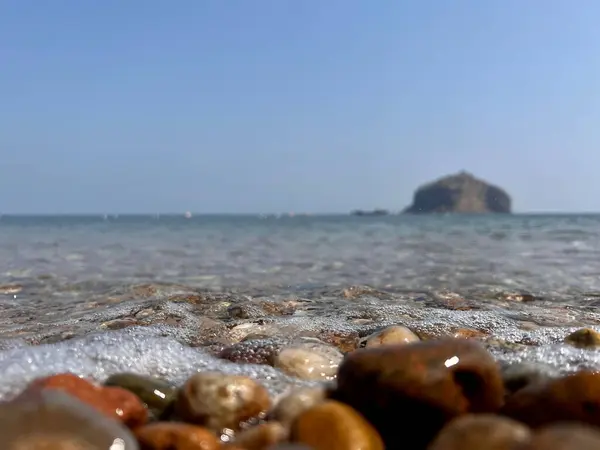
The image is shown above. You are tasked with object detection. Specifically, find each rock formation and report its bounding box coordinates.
[403,171,511,214]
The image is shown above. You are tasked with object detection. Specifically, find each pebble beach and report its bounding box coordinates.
[3,214,600,449]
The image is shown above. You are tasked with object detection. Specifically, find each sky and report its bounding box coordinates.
[2,1,600,214]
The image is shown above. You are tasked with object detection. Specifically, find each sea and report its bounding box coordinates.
[1,213,600,399]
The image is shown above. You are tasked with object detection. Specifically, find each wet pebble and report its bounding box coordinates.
[564,327,600,348]
[522,423,600,449]
[270,387,326,426]
[0,389,138,449]
[291,400,383,450]
[229,421,288,450]
[426,414,531,450]
[104,373,176,419]
[359,325,420,348]
[134,422,221,450]
[174,372,271,434]
[502,370,600,428]
[334,339,504,449]
[274,338,343,381]
[24,372,148,428]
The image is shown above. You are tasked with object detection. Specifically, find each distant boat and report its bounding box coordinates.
[350,209,390,217]
[184,211,192,219]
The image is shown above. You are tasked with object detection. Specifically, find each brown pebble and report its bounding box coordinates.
[360,325,420,348]
[520,423,600,450]
[451,328,489,340]
[1,389,137,450]
[25,372,147,428]
[229,422,287,450]
[335,339,504,449]
[135,422,221,450]
[270,387,326,426]
[174,372,271,433]
[291,400,383,450]
[564,328,600,348]
[502,370,600,428]
[427,414,531,450]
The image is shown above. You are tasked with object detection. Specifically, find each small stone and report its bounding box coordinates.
[318,330,359,353]
[270,387,326,426]
[451,328,489,340]
[335,339,504,449]
[564,328,600,348]
[427,414,531,450]
[25,372,148,428]
[0,389,138,449]
[291,400,384,450]
[230,422,288,450]
[359,325,420,348]
[522,423,600,449]
[135,422,221,450]
[174,372,271,434]
[0,284,22,294]
[100,318,139,330]
[501,370,600,428]
[274,338,343,381]
[104,373,176,419]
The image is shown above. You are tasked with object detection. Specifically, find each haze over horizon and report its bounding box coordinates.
[2,1,600,215]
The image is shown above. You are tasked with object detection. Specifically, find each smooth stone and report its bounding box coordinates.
[270,387,326,426]
[291,400,384,450]
[521,423,600,449]
[174,372,271,434]
[104,373,176,419]
[426,414,531,450]
[274,338,343,381]
[564,328,600,348]
[501,370,600,428]
[229,422,288,450]
[334,339,504,450]
[359,325,420,348]
[134,422,221,450]
[0,389,138,449]
[25,372,148,428]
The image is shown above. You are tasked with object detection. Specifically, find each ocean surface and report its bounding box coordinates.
[1,213,600,399]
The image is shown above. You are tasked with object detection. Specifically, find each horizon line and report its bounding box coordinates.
[1,211,600,216]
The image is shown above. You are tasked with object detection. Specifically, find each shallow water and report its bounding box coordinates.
[1,213,600,399]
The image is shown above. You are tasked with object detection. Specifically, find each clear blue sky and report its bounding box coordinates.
[2,1,600,214]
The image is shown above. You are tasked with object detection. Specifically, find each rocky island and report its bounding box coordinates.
[403,171,512,214]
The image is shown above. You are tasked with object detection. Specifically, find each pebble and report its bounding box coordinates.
[25,372,148,428]
[274,338,343,381]
[270,387,327,426]
[174,372,271,434]
[104,373,177,420]
[359,325,420,348]
[291,400,384,450]
[134,422,221,450]
[522,423,600,449]
[502,370,600,428]
[334,339,504,449]
[426,414,531,450]
[564,328,600,348]
[0,388,138,449]
[229,421,288,450]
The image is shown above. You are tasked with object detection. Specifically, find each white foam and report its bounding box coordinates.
[0,327,315,402]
